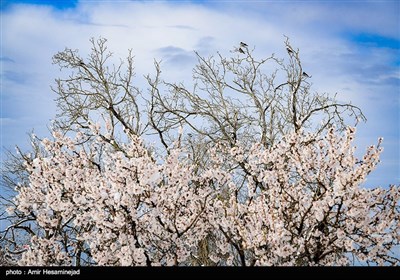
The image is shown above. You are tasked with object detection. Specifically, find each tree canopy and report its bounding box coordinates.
[1,38,398,266]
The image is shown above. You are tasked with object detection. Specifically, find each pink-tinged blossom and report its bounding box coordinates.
[11,124,400,266]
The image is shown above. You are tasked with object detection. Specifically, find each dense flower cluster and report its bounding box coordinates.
[13,125,399,266]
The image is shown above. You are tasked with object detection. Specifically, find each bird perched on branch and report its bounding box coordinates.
[238,48,245,54]
[286,46,294,55]
[240,41,248,48]
[302,71,311,78]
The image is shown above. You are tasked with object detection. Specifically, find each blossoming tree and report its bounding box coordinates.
[6,124,399,266]
[1,38,398,266]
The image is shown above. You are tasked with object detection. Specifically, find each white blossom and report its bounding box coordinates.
[10,123,399,266]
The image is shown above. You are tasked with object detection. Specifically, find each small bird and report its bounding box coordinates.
[238,48,245,54]
[286,46,293,55]
[240,41,248,48]
[302,71,311,78]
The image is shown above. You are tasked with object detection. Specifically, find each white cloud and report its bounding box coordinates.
[1,0,399,186]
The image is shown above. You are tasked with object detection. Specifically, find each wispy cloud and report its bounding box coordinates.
[168,25,196,31]
[156,45,196,65]
[0,56,15,63]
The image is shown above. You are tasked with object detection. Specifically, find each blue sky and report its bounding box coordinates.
[1,0,78,10]
[1,0,399,187]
